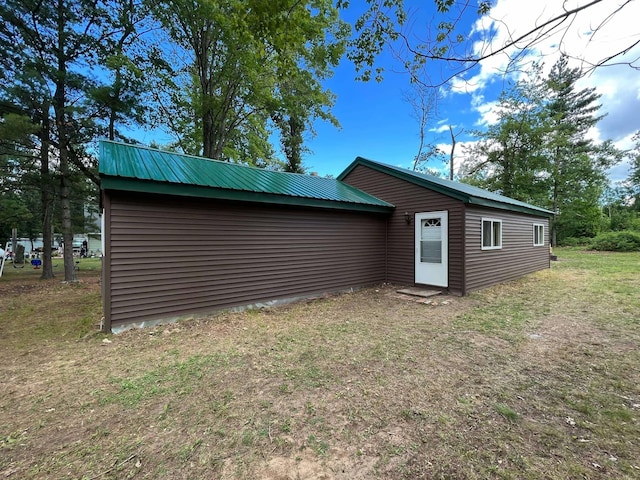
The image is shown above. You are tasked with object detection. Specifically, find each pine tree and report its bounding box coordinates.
[0,0,109,280]
[543,55,617,244]
[462,65,549,204]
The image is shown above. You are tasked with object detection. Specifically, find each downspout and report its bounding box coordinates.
[384,213,389,283]
[461,204,467,296]
[101,190,112,333]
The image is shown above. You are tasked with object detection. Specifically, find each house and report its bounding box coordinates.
[99,141,553,333]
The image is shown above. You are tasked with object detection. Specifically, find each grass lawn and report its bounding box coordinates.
[0,249,638,479]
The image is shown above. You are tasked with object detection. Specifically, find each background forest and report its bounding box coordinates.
[1,0,639,281]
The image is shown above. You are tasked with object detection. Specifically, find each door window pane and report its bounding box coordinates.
[421,219,442,263]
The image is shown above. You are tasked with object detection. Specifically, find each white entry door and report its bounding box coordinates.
[415,211,448,287]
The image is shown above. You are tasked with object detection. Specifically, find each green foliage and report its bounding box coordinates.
[0,0,122,280]
[600,183,640,233]
[543,57,620,244]
[555,195,605,242]
[608,209,640,232]
[0,112,39,157]
[495,403,519,423]
[559,236,593,247]
[590,231,640,252]
[346,0,404,82]
[0,193,33,242]
[462,63,549,203]
[0,110,42,243]
[627,131,640,189]
[149,0,347,167]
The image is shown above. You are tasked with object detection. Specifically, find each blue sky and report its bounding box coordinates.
[304,59,426,176]
[298,0,640,183]
[134,1,640,183]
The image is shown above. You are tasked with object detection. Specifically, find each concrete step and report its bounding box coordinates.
[396,287,443,298]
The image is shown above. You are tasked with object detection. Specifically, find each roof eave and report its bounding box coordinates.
[467,197,554,217]
[101,176,395,214]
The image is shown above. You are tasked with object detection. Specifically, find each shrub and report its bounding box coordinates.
[590,231,640,252]
[609,210,636,231]
[560,236,593,247]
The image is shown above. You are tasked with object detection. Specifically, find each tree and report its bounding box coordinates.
[269,2,347,172]
[0,71,58,278]
[543,56,619,244]
[404,83,440,172]
[628,131,640,190]
[461,65,549,202]
[601,184,639,232]
[150,0,347,167]
[88,0,152,142]
[0,109,47,249]
[459,56,621,244]
[447,125,464,181]
[0,0,114,281]
[275,114,306,173]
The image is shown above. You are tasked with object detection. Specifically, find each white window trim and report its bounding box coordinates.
[533,223,545,246]
[481,218,503,250]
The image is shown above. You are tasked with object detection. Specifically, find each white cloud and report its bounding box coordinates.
[471,95,499,127]
[583,66,640,142]
[469,0,640,78]
[427,140,481,177]
[429,122,452,134]
[458,0,640,165]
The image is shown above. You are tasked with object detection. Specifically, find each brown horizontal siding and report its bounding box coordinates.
[465,207,550,293]
[341,165,465,294]
[105,192,387,330]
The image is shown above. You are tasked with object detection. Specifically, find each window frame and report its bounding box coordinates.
[481,218,503,250]
[533,223,545,247]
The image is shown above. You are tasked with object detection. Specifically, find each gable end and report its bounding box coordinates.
[338,157,553,218]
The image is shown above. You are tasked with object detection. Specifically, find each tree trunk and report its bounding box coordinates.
[202,108,215,158]
[108,98,116,140]
[39,103,55,279]
[449,125,456,180]
[551,180,559,247]
[55,0,76,282]
[502,151,514,198]
[59,167,76,281]
[283,115,304,173]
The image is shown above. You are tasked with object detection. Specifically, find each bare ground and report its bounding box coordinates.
[0,253,639,479]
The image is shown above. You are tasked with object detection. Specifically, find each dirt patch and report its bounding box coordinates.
[259,455,333,480]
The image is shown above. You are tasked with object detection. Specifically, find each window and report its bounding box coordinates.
[481,218,502,250]
[533,224,545,246]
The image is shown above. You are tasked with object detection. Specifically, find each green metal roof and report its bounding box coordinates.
[338,157,554,217]
[99,141,394,213]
